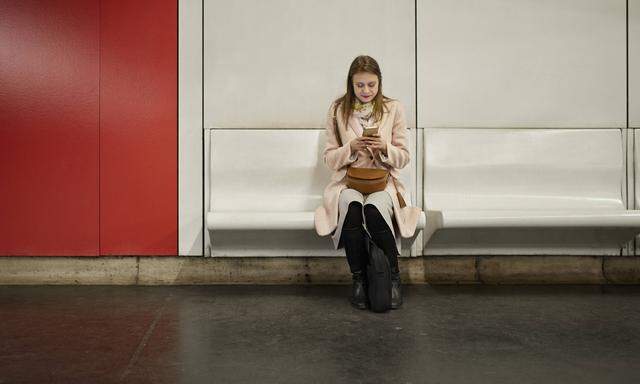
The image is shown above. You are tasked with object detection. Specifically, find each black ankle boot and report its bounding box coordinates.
[350,270,367,309]
[390,267,403,309]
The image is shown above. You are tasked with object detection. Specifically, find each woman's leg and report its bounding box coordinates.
[338,190,368,309]
[341,201,367,273]
[363,193,403,308]
[363,197,399,273]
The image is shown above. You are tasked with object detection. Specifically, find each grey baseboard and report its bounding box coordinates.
[0,256,639,285]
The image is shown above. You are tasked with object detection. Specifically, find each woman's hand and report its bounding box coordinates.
[349,137,369,152]
[364,134,387,156]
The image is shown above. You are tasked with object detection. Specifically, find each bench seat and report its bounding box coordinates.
[205,129,421,256]
[423,128,640,254]
[432,209,640,228]
[207,211,427,231]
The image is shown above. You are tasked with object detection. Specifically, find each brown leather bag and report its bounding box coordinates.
[346,167,389,194]
[332,103,407,207]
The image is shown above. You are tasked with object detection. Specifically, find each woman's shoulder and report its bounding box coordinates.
[328,98,343,115]
[382,97,403,113]
[382,97,400,105]
[326,99,341,119]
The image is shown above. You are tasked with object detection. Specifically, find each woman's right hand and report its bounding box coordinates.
[349,137,369,153]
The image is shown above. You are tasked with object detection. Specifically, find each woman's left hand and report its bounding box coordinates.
[364,134,387,156]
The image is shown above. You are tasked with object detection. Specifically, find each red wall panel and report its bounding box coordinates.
[0,0,100,255]
[99,0,177,255]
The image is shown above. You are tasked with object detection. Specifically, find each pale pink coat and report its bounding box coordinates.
[314,99,423,239]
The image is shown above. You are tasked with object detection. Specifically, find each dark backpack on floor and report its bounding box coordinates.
[365,233,391,313]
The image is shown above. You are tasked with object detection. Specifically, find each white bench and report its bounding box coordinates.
[423,128,640,255]
[205,129,424,256]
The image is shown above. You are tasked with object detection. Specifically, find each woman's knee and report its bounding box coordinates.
[364,192,393,214]
[363,204,389,232]
[339,188,363,205]
[343,201,364,229]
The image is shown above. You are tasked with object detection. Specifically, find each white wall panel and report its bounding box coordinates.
[204,0,416,129]
[417,0,626,128]
[632,0,640,127]
[179,0,203,255]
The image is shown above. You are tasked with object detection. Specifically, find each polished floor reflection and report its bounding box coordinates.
[1,284,639,383]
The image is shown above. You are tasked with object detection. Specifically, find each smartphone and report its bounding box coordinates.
[363,126,379,137]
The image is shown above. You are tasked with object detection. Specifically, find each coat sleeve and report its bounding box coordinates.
[379,101,410,169]
[323,102,357,171]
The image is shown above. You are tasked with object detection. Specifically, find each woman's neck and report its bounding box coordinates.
[353,98,374,112]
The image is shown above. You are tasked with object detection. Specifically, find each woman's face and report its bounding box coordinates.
[352,72,379,103]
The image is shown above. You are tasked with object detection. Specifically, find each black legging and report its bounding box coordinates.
[341,201,399,273]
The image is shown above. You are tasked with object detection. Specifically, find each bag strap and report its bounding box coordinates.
[333,100,406,207]
[392,178,406,208]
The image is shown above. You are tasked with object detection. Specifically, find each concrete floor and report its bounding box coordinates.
[1,285,639,384]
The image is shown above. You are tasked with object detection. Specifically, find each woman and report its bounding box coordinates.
[314,55,422,310]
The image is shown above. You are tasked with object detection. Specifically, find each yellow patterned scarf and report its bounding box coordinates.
[350,99,376,136]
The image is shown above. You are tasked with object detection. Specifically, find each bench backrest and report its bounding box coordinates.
[209,129,416,212]
[424,129,625,211]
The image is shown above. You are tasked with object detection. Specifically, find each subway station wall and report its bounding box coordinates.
[0,0,177,256]
[0,1,636,256]
[186,0,638,256]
